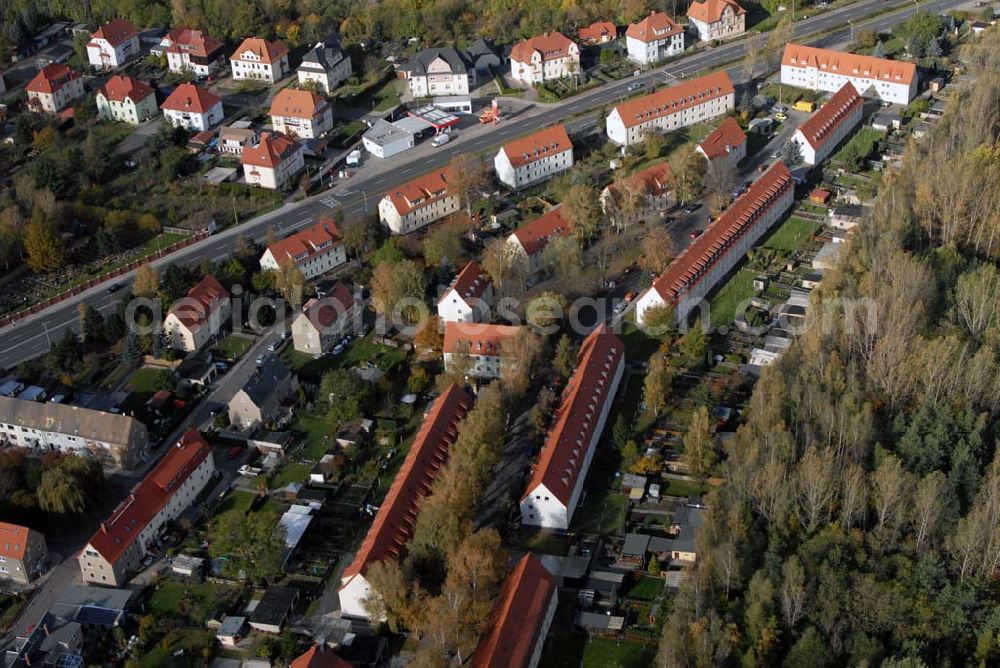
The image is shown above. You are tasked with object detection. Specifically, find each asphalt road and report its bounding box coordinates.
[0,0,967,369]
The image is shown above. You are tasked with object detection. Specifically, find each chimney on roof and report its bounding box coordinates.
[43,624,50,636]
[100,522,108,534]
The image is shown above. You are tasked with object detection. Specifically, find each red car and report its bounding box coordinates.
[227,446,243,460]
[689,229,703,240]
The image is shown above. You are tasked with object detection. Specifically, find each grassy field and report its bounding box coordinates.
[147,581,240,627]
[515,529,570,556]
[708,269,758,328]
[583,637,656,667]
[627,575,664,601]
[661,478,709,498]
[211,334,254,361]
[271,462,311,488]
[292,413,335,460]
[138,629,215,668]
[762,216,821,253]
[571,490,628,536]
[281,334,407,382]
[126,367,172,394]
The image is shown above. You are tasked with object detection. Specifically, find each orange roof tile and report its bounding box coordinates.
[270,88,328,119]
[98,75,155,104]
[265,218,341,266]
[579,21,617,43]
[612,70,734,129]
[521,324,623,506]
[241,132,301,169]
[301,282,355,329]
[384,168,453,216]
[795,82,863,151]
[160,82,222,114]
[290,645,352,668]
[0,522,35,561]
[687,0,746,24]
[782,43,916,86]
[232,37,289,64]
[167,274,229,330]
[164,28,225,59]
[471,554,557,668]
[697,117,747,160]
[500,125,573,169]
[91,18,139,47]
[650,161,793,303]
[438,261,490,307]
[626,11,683,43]
[26,64,80,95]
[442,322,522,355]
[510,206,572,256]
[606,162,672,201]
[510,32,576,64]
[340,385,473,580]
[86,430,212,565]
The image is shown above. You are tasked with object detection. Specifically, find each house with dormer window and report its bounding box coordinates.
[443,322,524,380]
[510,32,580,85]
[259,219,346,279]
[506,206,573,279]
[86,19,140,69]
[377,168,459,234]
[626,11,684,65]
[780,43,917,105]
[687,0,746,42]
[230,37,290,84]
[494,125,574,190]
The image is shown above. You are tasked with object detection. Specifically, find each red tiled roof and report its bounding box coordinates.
[509,206,572,257]
[161,82,222,114]
[687,0,746,24]
[270,88,328,119]
[782,43,916,86]
[442,322,522,355]
[167,274,229,330]
[579,21,617,42]
[98,75,154,104]
[612,70,734,130]
[510,32,576,64]
[521,324,623,506]
[471,554,557,668]
[164,28,225,59]
[650,161,793,303]
[241,132,301,169]
[0,522,34,561]
[438,261,490,307]
[697,117,747,160]
[265,218,341,266]
[606,162,671,201]
[340,385,473,580]
[290,645,352,668]
[301,282,355,329]
[232,37,289,64]
[500,125,573,169]
[91,18,139,47]
[26,64,80,95]
[626,11,683,43]
[384,168,453,216]
[86,430,212,564]
[794,82,863,150]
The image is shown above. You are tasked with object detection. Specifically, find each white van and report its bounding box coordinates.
[431,132,452,147]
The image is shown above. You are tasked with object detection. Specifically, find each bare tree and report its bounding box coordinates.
[780,556,806,632]
[911,470,948,551]
[793,446,837,534]
[448,154,489,217]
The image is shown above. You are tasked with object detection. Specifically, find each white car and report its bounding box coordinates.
[333,343,344,355]
[614,302,628,315]
[431,132,452,147]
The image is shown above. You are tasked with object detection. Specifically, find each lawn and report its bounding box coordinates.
[570,489,628,536]
[627,575,664,601]
[138,629,215,668]
[271,462,311,488]
[211,334,254,361]
[292,413,335,460]
[583,637,656,668]
[661,478,709,498]
[516,529,570,556]
[707,269,758,328]
[147,581,240,627]
[762,216,821,253]
[126,367,173,394]
[280,334,407,383]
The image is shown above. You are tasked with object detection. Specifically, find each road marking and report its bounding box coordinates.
[320,195,340,208]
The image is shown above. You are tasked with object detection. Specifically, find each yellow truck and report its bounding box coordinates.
[793,100,816,113]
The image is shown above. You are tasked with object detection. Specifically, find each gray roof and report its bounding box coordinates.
[467,38,499,59]
[176,352,215,380]
[241,355,293,407]
[364,119,411,146]
[300,35,347,72]
[622,533,651,557]
[250,586,298,626]
[404,47,471,76]
[217,615,247,636]
[0,396,144,446]
[53,585,133,612]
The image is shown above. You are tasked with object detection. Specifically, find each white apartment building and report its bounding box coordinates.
[160,83,224,132]
[626,11,685,66]
[163,274,231,352]
[260,218,346,279]
[96,75,157,124]
[378,168,459,234]
[600,162,673,228]
[510,32,580,85]
[606,70,735,146]
[781,43,918,105]
[230,37,290,84]
[635,162,794,325]
[291,282,361,357]
[695,116,747,168]
[494,124,574,190]
[79,430,215,586]
[687,0,747,42]
[86,19,140,69]
[269,88,333,139]
[790,82,864,165]
[403,47,476,98]
[437,261,493,323]
[160,28,226,78]
[507,207,573,278]
[297,36,353,94]
[241,132,305,190]
[442,322,524,379]
[520,325,624,530]
[26,64,85,113]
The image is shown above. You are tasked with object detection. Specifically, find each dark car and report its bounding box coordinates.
[689,229,704,239]
[626,81,645,92]
[683,202,701,213]
[107,282,125,294]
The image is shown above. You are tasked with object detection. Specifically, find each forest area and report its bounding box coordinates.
[656,31,1000,667]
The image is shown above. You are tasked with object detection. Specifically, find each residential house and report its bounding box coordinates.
[86,19,140,69]
[789,82,864,165]
[241,132,305,190]
[160,83,224,132]
[871,110,903,132]
[218,121,258,156]
[510,32,580,85]
[216,616,246,647]
[228,355,298,431]
[249,586,299,633]
[290,645,353,668]
[828,204,865,230]
[687,0,747,42]
[230,37,290,84]
[626,12,684,66]
[269,88,333,139]
[297,36,353,94]
[494,124,574,189]
[520,325,624,529]
[507,206,573,278]
[605,70,735,146]
[781,43,918,105]
[402,47,476,98]
[437,261,493,323]
[0,397,149,470]
[471,554,557,668]
[339,385,474,619]
[160,28,226,78]
[259,218,345,279]
[579,21,618,45]
[0,522,47,585]
[600,162,672,228]
[291,282,361,356]
[667,504,705,563]
[696,116,747,167]
[442,322,524,380]
[26,64,85,113]
[465,38,503,75]
[635,161,794,324]
[96,75,157,124]
[163,274,231,352]
[175,352,217,388]
[79,430,214,585]
[378,168,459,234]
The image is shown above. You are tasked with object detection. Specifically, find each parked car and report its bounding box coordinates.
[227,446,243,460]
[431,132,452,147]
[627,81,645,92]
[614,302,628,314]
[774,111,788,121]
[773,104,787,113]
[333,343,344,355]
[689,229,704,239]
[624,291,637,302]
[683,202,701,213]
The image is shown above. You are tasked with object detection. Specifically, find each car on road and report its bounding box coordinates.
[773,104,787,113]
[614,302,628,314]
[626,82,645,92]
[774,112,788,121]
[770,150,781,159]
[683,202,701,213]
[689,229,704,239]
[255,353,265,365]
[107,282,125,294]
